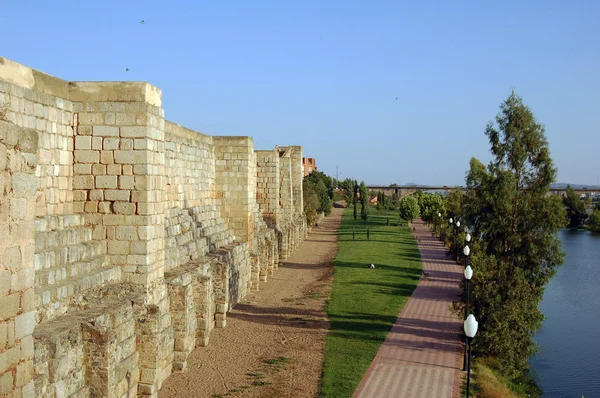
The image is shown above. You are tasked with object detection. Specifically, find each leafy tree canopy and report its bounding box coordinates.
[399,195,420,223]
[462,92,567,379]
[563,185,589,227]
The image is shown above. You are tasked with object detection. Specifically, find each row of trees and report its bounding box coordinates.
[303,171,334,226]
[430,93,568,385]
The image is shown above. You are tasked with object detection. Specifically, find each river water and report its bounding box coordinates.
[530,229,600,397]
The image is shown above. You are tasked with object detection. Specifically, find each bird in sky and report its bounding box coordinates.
[395,97,398,100]
[140,20,145,24]
[125,68,130,72]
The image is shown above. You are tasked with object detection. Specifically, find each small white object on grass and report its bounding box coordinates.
[369,263,375,269]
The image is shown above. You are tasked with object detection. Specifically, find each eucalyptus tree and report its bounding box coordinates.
[462,92,567,379]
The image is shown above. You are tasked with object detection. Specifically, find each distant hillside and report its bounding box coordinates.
[551,183,600,189]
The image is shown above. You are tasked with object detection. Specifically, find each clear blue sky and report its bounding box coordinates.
[2,1,599,186]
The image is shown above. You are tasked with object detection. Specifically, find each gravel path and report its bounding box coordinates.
[160,207,344,398]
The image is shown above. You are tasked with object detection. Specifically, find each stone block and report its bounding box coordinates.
[74,150,99,164]
[118,176,134,190]
[116,226,137,241]
[3,246,21,270]
[74,164,92,176]
[93,126,119,137]
[113,202,135,215]
[108,240,130,255]
[75,136,91,150]
[103,137,119,150]
[72,175,93,190]
[11,172,37,197]
[0,269,11,296]
[0,371,13,395]
[92,136,103,150]
[96,175,117,189]
[90,189,104,201]
[107,164,122,175]
[120,126,147,138]
[9,198,28,220]
[84,201,98,213]
[92,164,107,175]
[100,150,114,164]
[15,359,33,388]
[114,150,148,164]
[104,190,130,201]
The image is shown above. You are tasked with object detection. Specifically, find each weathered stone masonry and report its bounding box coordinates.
[0,57,307,397]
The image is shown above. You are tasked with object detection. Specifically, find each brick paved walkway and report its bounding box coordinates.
[353,219,463,398]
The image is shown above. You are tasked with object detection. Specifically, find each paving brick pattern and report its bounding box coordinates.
[353,220,463,398]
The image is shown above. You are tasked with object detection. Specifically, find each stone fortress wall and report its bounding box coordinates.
[0,57,307,397]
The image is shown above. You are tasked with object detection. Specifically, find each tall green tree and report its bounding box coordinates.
[359,181,369,221]
[353,180,359,220]
[462,92,567,379]
[563,185,589,227]
[398,195,420,223]
[588,209,600,232]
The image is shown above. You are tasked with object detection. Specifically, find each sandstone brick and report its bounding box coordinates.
[119,176,134,190]
[100,150,114,164]
[0,321,7,349]
[74,150,99,164]
[0,293,20,321]
[99,201,111,213]
[103,214,125,225]
[84,201,98,213]
[114,150,147,164]
[120,138,133,150]
[92,136,103,150]
[122,165,133,175]
[96,175,117,189]
[93,126,119,137]
[104,190,130,201]
[11,173,37,197]
[108,240,130,255]
[9,197,28,220]
[116,113,136,126]
[105,112,116,125]
[107,164,121,175]
[3,247,21,270]
[103,137,119,150]
[20,335,34,360]
[15,359,33,388]
[93,225,106,240]
[0,345,19,374]
[73,175,94,189]
[75,136,91,150]
[10,269,34,292]
[113,202,135,215]
[20,289,35,313]
[0,369,14,395]
[89,189,104,201]
[116,226,137,241]
[73,164,92,175]
[120,126,147,137]
[0,270,10,296]
[92,164,106,175]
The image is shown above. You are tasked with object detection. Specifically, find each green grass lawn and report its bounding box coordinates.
[320,207,422,397]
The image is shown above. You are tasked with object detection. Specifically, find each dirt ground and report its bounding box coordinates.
[160,207,344,398]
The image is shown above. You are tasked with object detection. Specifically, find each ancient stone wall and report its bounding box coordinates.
[0,56,307,397]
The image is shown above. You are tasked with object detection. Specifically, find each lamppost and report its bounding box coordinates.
[455,220,461,261]
[464,314,479,398]
[462,261,473,371]
[465,231,471,267]
[449,218,453,249]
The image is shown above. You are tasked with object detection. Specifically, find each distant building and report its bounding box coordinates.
[302,157,317,176]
